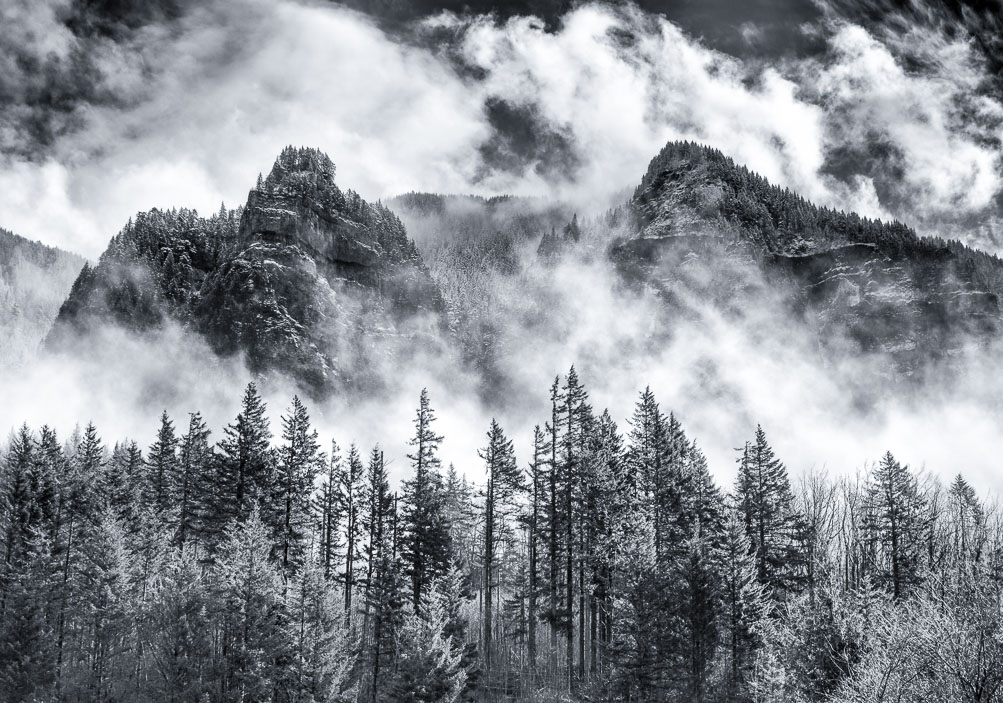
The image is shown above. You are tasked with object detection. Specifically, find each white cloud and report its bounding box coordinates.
[3,0,1003,493]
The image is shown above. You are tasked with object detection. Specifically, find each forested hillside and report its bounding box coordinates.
[0,229,84,369]
[0,369,996,703]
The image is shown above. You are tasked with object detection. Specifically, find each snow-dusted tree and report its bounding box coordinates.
[401,389,453,614]
[268,395,323,578]
[864,452,927,600]
[387,572,467,703]
[288,556,355,702]
[145,411,179,514]
[735,426,799,597]
[216,383,273,528]
[340,444,365,620]
[479,418,523,672]
[212,508,288,703]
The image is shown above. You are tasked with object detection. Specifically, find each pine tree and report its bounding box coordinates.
[145,411,179,514]
[316,441,342,581]
[544,376,563,660]
[387,572,467,703]
[268,395,322,578]
[361,447,404,703]
[288,556,355,702]
[74,512,133,702]
[212,508,287,703]
[104,441,142,531]
[735,426,798,596]
[401,389,453,614]
[865,452,927,600]
[1,426,36,604]
[0,530,58,702]
[146,545,212,702]
[526,425,549,676]
[479,419,523,673]
[216,382,273,527]
[53,422,104,694]
[340,444,365,620]
[560,366,590,687]
[720,506,772,702]
[174,412,212,551]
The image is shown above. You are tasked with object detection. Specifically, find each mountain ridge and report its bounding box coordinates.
[43,140,1003,395]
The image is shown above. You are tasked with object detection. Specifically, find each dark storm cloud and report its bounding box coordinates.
[0,0,177,158]
[341,0,825,57]
[476,98,581,182]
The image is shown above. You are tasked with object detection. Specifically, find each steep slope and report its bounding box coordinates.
[48,147,444,395]
[611,141,1003,372]
[0,229,85,368]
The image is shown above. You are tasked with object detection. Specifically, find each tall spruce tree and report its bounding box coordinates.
[865,452,927,600]
[401,389,452,614]
[479,419,522,672]
[174,412,211,551]
[216,382,273,527]
[735,426,798,596]
[268,395,322,578]
[145,411,179,515]
[341,444,365,619]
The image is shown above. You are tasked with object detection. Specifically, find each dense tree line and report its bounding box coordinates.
[0,372,1000,702]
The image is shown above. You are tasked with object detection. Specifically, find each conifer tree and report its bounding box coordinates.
[387,572,467,703]
[865,452,927,600]
[1,426,36,602]
[174,412,211,551]
[216,382,273,527]
[145,411,179,514]
[401,389,452,614]
[104,441,142,531]
[316,441,342,581]
[0,531,57,702]
[720,506,772,701]
[340,444,365,619]
[268,395,322,578]
[544,376,563,658]
[146,545,212,702]
[290,556,355,702]
[64,511,132,702]
[526,425,549,676]
[479,419,522,672]
[361,448,403,703]
[212,508,287,703]
[735,426,798,596]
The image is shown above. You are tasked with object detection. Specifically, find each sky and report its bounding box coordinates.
[1,0,1002,259]
[3,0,1003,491]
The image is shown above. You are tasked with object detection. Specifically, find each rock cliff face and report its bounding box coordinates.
[48,147,444,395]
[612,141,1003,372]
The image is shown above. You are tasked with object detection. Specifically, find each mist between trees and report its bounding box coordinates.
[0,365,998,703]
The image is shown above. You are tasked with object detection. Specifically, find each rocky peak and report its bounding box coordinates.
[242,146,419,276]
[47,147,443,397]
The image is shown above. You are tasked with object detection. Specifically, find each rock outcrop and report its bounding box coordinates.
[47,147,444,395]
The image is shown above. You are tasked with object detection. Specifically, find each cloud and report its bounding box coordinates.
[797,20,1003,238]
[3,0,1003,494]
[3,0,1002,257]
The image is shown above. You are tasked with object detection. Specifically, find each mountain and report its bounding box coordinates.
[610,141,1003,374]
[0,229,85,368]
[46,141,1003,398]
[47,147,443,395]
